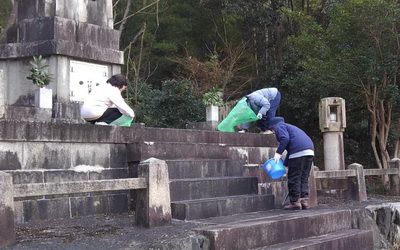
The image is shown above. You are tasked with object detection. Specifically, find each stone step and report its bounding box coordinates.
[263,228,373,250]
[193,209,354,249]
[166,159,245,179]
[127,142,230,161]
[127,141,274,163]
[0,120,277,147]
[137,126,277,146]
[169,177,258,202]
[171,194,275,220]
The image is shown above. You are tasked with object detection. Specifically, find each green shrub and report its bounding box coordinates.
[203,86,223,106]
[133,79,206,128]
[26,55,53,88]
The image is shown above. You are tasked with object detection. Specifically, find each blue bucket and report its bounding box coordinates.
[263,158,285,179]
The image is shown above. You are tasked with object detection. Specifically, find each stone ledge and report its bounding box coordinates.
[0,39,123,64]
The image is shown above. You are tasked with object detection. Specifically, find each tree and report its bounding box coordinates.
[285,0,400,185]
[172,40,255,101]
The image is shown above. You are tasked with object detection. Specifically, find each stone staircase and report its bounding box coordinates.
[127,128,278,220]
[0,121,375,249]
[128,127,375,249]
[167,159,274,220]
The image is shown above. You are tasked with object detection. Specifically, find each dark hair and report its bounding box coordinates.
[107,74,129,88]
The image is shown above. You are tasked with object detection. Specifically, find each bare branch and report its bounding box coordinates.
[114,0,160,27]
[123,24,146,52]
[118,0,133,33]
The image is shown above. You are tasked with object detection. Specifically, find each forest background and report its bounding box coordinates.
[0,0,399,190]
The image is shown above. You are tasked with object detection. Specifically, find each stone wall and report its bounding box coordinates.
[0,121,132,223]
[0,120,278,223]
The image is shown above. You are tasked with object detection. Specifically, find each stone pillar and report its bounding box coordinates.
[206,105,219,122]
[389,158,400,195]
[0,171,15,248]
[0,69,5,118]
[136,158,172,228]
[322,132,345,170]
[347,163,367,201]
[319,97,346,170]
[308,166,318,208]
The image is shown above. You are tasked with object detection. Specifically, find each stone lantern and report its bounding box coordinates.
[319,97,346,170]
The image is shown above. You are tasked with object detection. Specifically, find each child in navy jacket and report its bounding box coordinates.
[269,117,314,210]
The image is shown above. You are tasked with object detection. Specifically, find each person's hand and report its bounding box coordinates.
[257,113,263,119]
[274,153,281,163]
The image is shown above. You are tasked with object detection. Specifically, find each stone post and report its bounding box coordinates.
[206,105,219,122]
[0,69,5,118]
[347,163,367,201]
[136,158,172,228]
[389,158,400,196]
[308,165,318,208]
[0,171,15,247]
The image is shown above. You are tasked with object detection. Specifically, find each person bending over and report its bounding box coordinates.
[81,74,135,125]
[239,87,281,134]
[269,117,314,210]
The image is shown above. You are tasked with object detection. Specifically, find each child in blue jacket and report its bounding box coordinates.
[269,117,314,210]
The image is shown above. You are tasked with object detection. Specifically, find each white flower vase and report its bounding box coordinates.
[206,105,219,122]
[34,87,53,109]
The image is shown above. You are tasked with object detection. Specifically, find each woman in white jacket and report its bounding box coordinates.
[81,74,135,124]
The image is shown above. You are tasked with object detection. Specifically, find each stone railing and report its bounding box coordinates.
[0,158,171,248]
[312,159,400,202]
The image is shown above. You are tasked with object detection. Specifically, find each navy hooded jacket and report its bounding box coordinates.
[269,117,314,157]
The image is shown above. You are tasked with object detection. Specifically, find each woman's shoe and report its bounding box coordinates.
[95,122,108,125]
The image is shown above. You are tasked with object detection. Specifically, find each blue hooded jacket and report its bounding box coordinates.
[269,117,314,157]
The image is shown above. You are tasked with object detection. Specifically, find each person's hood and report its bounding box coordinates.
[269,116,285,129]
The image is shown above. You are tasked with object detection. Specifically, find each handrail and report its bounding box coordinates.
[13,178,148,198]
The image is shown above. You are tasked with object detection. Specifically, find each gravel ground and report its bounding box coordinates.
[4,211,208,250]
[4,194,400,250]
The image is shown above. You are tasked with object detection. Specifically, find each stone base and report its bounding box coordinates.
[2,106,52,122]
[186,121,219,131]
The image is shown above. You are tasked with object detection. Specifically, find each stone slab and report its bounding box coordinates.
[171,194,275,220]
[0,40,123,64]
[194,209,353,249]
[166,159,245,179]
[169,177,258,202]
[266,229,373,250]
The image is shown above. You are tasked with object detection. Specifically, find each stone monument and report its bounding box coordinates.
[0,0,123,122]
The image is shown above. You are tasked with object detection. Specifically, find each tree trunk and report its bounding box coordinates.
[367,83,391,188]
[274,19,283,69]
[118,0,133,34]
[394,117,400,158]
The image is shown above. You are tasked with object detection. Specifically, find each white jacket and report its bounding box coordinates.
[81,83,135,119]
